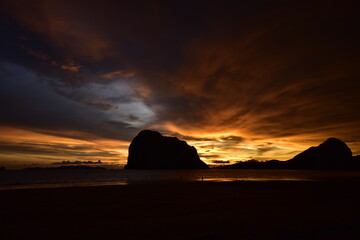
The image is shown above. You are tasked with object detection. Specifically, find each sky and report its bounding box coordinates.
[0,0,359,169]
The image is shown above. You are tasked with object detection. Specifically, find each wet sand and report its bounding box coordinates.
[1,181,360,240]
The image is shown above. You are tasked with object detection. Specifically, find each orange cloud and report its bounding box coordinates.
[101,70,136,79]
[26,49,49,61]
[0,126,129,169]
[60,62,82,72]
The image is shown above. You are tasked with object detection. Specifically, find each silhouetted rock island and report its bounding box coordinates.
[125,130,209,169]
[222,138,359,170]
[287,137,352,169]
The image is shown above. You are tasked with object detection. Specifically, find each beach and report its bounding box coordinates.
[1,180,360,240]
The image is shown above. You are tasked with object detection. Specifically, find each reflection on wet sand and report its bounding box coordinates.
[197,177,313,182]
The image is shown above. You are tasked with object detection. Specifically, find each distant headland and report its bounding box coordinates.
[222,138,360,170]
[125,130,209,169]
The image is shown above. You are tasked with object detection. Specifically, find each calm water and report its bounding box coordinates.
[1,169,360,190]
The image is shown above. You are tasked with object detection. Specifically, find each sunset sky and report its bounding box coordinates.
[0,0,359,169]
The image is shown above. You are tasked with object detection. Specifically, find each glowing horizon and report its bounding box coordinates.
[1,124,359,170]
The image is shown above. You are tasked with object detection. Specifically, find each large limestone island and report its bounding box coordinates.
[222,138,360,170]
[125,130,209,169]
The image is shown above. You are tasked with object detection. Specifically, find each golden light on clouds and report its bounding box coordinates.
[101,70,136,79]
[0,127,129,169]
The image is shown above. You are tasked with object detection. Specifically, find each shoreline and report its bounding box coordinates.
[0,179,315,191]
[2,169,360,191]
[2,177,360,191]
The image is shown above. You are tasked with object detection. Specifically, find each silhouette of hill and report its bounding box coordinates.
[350,155,360,169]
[125,130,209,169]
[222,159,285,169]
[222,138,359,170]
[52,160,103,165]
[286,138,352,169]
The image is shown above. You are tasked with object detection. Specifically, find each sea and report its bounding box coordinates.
[1,169,360,190]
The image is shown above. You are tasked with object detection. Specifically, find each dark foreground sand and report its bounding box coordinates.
[1,181,360,240]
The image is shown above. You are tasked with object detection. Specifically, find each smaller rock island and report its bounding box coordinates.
[125,130,209,169]
[222,137,359,170]
[287,137,353,169]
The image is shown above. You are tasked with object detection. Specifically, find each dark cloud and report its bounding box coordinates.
[199,154,221,159]
[0,61,142,141]
[211,160,230,164]
[257,146,279,155]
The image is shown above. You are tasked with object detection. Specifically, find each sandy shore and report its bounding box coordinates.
[1,181,360,240]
